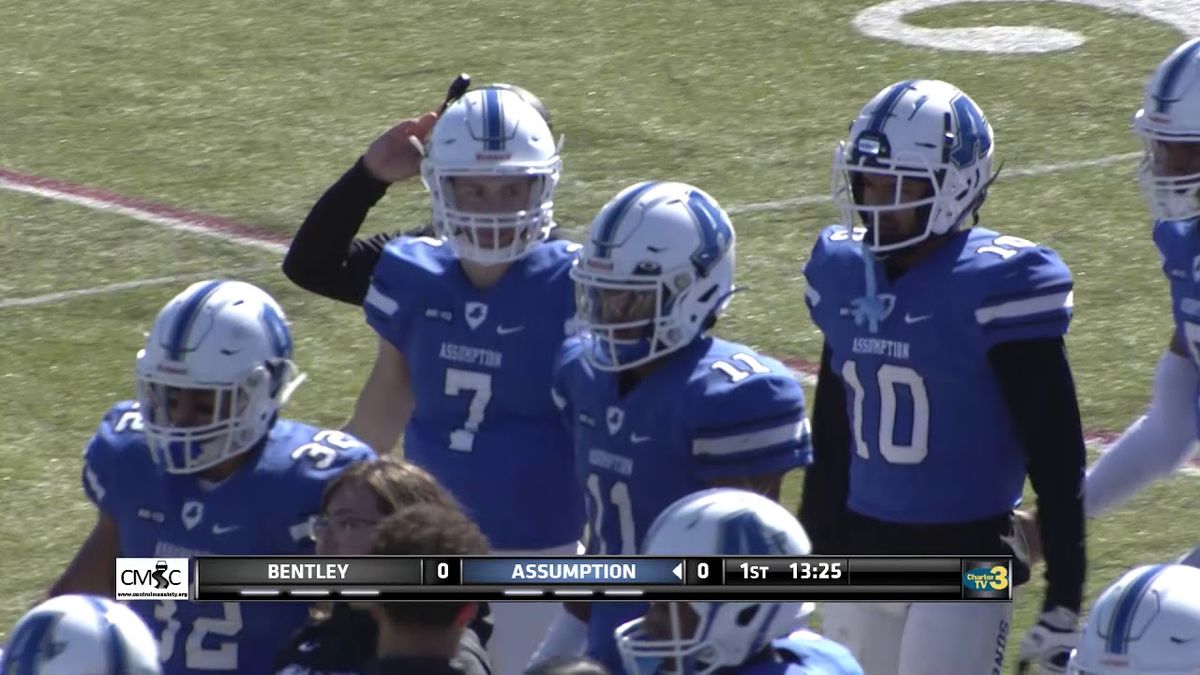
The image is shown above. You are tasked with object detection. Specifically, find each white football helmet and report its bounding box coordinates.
[1068,564,1200,674]
[1133,38,1200,222]
[1,595,162,674]
[571,181,735,371]
[135,280,304,474]
[615,488,813,675]
[421,87,561,264]
[832,79,995,253]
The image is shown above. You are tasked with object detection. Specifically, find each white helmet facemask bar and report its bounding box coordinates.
[616,603,724,675]
[832,143,955,254]
[136,359,301,474]
[425,163,558,264]
[570,262,697,372]
[1135,130,1200,222]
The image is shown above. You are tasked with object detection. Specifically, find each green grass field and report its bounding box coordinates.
[3,0,1200,668]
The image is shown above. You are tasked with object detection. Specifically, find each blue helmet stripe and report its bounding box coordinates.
[483,88,505,151]
[1156,38,1200,113]
[86,596,127,673]
[867,79,918,134]
[594,181,660,258]
[166,279,224,360]
[1106,564,1167,654]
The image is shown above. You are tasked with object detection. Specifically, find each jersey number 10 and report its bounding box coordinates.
[841,361,929,463]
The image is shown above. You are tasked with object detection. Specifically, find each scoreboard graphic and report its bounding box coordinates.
[157,556,1014,602]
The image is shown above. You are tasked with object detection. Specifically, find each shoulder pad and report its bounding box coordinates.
[962,231,1073,345]
[688,342,810,462]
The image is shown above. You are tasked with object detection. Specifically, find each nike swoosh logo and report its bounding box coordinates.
[496,325,525,335]
[904,313,932,324]
[630,434,652,444]
[212,524,240,535]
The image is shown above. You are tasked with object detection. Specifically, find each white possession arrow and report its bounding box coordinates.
[672,563,683,580]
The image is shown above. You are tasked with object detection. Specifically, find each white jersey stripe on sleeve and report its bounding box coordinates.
[365,284,400,316]
[975,290,1073,326]
[692,418,810,458]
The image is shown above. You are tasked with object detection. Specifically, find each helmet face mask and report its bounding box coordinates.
[421,88,560,265]
[840,157,940,252]
[618,602,726,675]
[1135,132,1200,222]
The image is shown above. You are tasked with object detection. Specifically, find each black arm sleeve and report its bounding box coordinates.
[798,343,852,554]
[987,337,1086,614]
[281,157,403,306]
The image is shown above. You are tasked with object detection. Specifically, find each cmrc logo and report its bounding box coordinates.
[115,558,190,600]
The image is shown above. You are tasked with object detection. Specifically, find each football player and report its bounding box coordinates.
[615,488,863,675]
[797,79,1087,674]
[47,280,375,674]
[351,87,585,674]
[1,595,162,674]
[545,181,812,674]
[1067,564,1200,673]
[1074,39,1200,526]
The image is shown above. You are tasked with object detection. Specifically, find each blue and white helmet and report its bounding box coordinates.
[615,488,812,675]
[571,181,735,372]
[135,280,304,474]
[1068,564,1200,674]
[832,79,995,253]
[1133,38,1200,222]
[421,87,561,264]
[1,595,162,674]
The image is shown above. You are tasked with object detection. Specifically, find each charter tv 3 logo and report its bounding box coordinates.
[115,558,190,599]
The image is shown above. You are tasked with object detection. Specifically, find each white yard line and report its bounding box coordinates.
[0,267,275,310]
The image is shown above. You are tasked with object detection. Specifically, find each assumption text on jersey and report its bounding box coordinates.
[852,337,910,360]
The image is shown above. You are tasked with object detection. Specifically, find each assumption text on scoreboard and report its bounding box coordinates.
[181,556,1013,602]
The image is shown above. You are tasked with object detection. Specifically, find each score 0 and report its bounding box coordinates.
[423,558,461,585]
[687,558,723,585]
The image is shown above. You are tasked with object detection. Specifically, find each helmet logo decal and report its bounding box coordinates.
[260,303,292,359]
[686,191,733,276]
[948,94,992,169]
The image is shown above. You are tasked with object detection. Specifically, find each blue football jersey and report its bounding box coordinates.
[1153,219,1200,437]
[365,236,585,550]
[81,400,375,675]
[554,335,812,673]
[805,225,1074,524]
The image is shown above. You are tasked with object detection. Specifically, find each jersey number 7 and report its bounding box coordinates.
[445,368,493,452]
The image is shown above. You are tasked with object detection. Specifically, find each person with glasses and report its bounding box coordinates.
[271,457,493,675]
